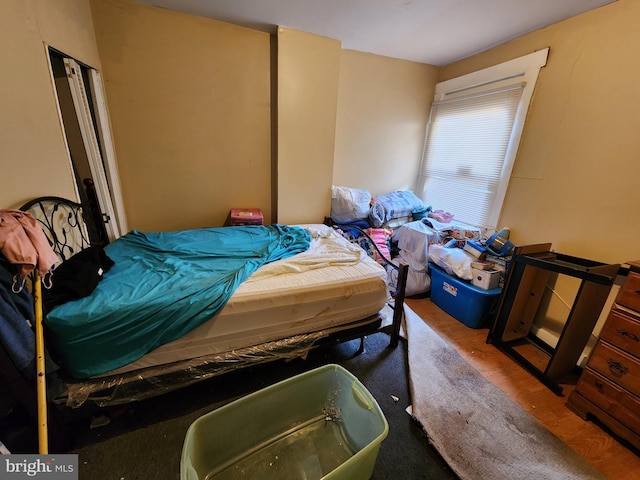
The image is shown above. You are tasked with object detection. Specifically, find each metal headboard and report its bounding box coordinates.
[20,196,103,262]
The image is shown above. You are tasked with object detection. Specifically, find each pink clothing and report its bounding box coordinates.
[428,210,454,223]
[0,209,59,278]
[366,227,393,264]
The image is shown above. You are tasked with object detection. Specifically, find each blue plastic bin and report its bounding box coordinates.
[429,263,501,328]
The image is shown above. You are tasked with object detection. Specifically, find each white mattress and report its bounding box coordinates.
[103,225,388,376]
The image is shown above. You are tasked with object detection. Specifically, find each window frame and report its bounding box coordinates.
[417,48,549,229]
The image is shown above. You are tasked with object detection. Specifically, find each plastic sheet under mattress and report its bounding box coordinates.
[55,315,382,408]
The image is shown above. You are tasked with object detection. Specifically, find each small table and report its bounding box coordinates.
[487,248,620,395]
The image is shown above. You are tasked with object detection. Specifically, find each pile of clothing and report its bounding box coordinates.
[329,186,433,296]
[0,209,58,379]
[330,185,428,228]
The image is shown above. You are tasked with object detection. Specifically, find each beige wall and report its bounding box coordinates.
[0,0,102,209]
[276,27,341,224]
[90,0,272,231]
[333,51,438,197]
[13,0,632,268]
[1,0,433,231]
[439,0,639,266]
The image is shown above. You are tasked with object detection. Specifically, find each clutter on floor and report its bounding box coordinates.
[328,185,512,325]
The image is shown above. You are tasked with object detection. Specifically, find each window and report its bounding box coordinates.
[417,48,549,229]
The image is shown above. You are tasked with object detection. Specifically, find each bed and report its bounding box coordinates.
[2,196,407,414]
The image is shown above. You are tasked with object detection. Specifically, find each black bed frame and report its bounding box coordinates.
[1,195,408,448]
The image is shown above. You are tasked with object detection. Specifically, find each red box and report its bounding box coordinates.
[226,208,264,226]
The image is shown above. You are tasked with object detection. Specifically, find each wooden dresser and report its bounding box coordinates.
[567,260,640,450]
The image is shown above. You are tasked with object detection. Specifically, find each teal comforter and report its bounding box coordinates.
[46,225,311,378]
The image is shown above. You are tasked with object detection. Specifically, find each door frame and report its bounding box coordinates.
[45,45,127,240]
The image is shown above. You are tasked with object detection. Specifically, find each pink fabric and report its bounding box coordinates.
[0,209,59,278]
[428,209,454,223]
[366,227,393,263]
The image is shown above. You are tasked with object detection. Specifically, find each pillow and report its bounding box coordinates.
[330,185,371,224]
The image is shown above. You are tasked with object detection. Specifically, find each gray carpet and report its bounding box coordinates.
[404,306,607,480]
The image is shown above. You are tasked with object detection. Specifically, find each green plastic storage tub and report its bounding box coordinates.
[181,364,388,480]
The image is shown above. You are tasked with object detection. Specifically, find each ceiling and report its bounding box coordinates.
[136,0,616,66]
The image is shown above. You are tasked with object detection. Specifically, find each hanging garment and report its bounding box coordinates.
[0,209,58,289]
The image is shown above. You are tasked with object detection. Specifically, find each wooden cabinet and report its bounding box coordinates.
[567,260,640,450]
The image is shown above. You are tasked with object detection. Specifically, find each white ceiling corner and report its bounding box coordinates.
[135,0,617,66]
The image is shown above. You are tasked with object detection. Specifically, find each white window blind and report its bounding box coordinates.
[417,48,549,229]
[420,85,524,227]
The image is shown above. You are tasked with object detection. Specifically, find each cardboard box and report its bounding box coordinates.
[471,268,501,290]
[429,264,501,328]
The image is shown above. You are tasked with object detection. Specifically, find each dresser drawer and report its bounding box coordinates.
[575,368,640,434]
[587,342,640,396]
[617,272,640,312]
[600,308,640,358]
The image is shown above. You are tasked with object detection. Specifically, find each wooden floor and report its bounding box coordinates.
[405,296,640,480]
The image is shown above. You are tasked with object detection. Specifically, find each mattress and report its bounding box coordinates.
[100,224,388,376]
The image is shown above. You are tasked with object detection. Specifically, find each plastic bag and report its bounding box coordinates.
[386,260,431,297]
[330,185,371,224]
[428,244,474,280]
